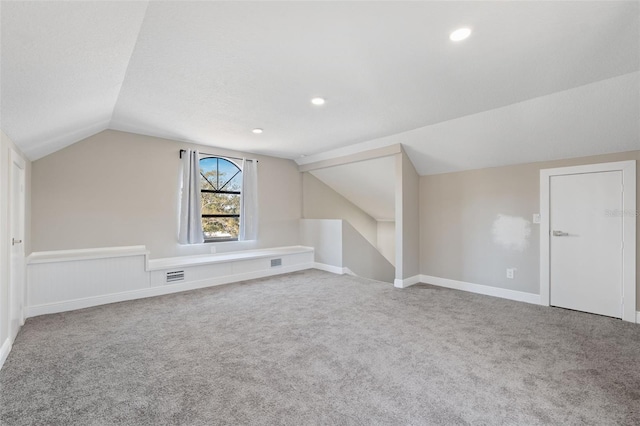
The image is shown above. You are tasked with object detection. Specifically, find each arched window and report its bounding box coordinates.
[199,156,242,241]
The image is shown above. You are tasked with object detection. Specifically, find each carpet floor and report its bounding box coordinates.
[1,269,640,425]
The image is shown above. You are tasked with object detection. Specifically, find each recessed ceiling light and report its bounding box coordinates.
[252,128,263,134]
[311,97,326,106]
[450,27,471,42]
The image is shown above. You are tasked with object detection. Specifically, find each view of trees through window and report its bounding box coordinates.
[199,157,242,241]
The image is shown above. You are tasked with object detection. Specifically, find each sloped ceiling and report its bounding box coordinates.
[311,156,396,221]
[1,1,638,170]
[299,72,640,175]
[0,1,149,158]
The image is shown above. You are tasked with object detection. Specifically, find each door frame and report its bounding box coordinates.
[540,160,636,323]
[8,148,26,334]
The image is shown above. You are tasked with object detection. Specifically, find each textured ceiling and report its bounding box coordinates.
[0,1,148,158]
[300,72,640,175]
[1,1,638,168]
[311,156,396,221]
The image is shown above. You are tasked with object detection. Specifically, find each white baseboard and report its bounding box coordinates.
[394,275,421,289]
[0,338,12,371]
[343,267,356,276]
[420,274,541,305]
[313,262,349,275]
[26,263,314,318]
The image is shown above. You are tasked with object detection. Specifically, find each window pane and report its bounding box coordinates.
[200,157,218,190]
[199,157,242,191]
[224,173,242,192]
[202,217,239,240]
[201,193,240,215]
[198,156,242,242]
[217,159,242,190]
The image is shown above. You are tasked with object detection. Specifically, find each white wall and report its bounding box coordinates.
[300,219,342,267]
[31,130,302,258]
[1,130,31,367]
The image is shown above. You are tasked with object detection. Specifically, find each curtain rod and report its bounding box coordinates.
[179,149,258,163]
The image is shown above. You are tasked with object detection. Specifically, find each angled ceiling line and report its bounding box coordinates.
[1,1,637,168]
[25,119,112,161]
[296,71,640,171]
[107,0,151,130]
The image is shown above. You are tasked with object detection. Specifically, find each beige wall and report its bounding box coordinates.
[302,172,378,246]
[1,131,31,350]
[31,130,302,258]
[343,221,395,283]
[376,221,395,266]
[420,151,640,304]
[396,150,420,281]
[299,218,394,282]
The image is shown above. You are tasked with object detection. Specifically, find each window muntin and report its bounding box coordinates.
[199,156,242,241]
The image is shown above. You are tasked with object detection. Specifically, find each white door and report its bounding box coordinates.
[9,151,26,339]
[550,171,623,318]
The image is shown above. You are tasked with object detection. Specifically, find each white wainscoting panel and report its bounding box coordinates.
[150,262,232,287]
[27,246,315,318]
[28,254,150,307]
[281,252,313,267]
[233,258,269,275]
[28,245,149,264]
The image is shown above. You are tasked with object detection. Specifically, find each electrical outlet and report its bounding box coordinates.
[533,213,541,224]
[506,268,515,279]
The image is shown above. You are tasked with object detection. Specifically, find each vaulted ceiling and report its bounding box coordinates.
[311,156,396,221]
[1,1,638,172]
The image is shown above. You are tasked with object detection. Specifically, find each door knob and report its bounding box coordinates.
[12,238,22,245]
[552,230,569,237]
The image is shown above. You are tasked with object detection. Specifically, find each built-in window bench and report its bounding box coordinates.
[27,245,314,318]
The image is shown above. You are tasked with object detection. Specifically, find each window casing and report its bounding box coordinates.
[199,156,242,242]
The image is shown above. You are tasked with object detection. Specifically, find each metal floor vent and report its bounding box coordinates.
[166,270,185,283]
[271,258,282,267]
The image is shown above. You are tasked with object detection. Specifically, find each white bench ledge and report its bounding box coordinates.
[28,245,149,264]
[147,246,314,271]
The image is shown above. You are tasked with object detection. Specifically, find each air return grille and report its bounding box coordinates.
[270,258,282,267]
[166,270,185,283]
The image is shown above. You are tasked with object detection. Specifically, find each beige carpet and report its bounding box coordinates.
[1,269,639,425]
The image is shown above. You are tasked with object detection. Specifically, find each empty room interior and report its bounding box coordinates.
[1,1,639,424]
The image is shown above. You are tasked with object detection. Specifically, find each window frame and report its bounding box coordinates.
[199,155,242,243]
